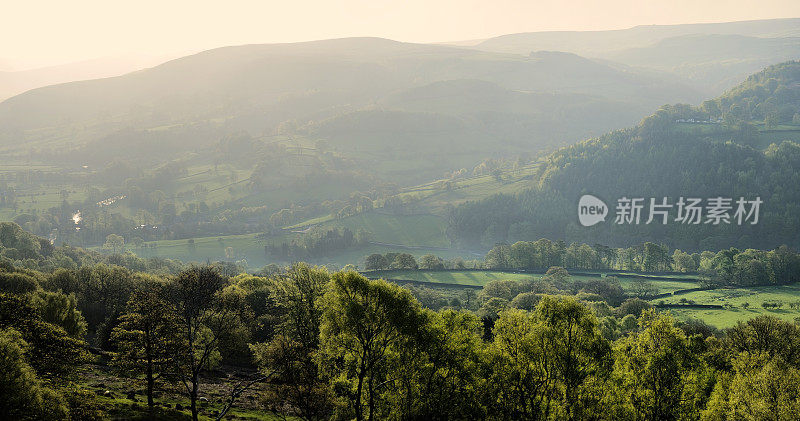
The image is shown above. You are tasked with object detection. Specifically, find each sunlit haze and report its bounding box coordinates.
[4,0,800,418]
[3,0,800,70]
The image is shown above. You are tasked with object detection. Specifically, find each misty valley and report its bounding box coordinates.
[3,15,800,421]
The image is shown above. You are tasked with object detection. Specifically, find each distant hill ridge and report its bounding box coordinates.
[474,18,800,55]
[0,36,702,185]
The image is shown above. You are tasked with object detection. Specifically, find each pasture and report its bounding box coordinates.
[368,269,704,293]
[366,269,800,329]
[657,283,800,328]
[123,228,476,270]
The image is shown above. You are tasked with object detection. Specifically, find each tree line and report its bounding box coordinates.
[365,238,800,289]
[481,240,800,287]
[3,258,800,420]
[266,226,371,260]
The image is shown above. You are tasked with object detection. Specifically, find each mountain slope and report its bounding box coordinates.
[605,34,800,92]
[0,39,700,149]
[0,57,166,102]
[473,18,800,95]
[446,61,800,251]
[0,37,705,187]
[294,79,645,182]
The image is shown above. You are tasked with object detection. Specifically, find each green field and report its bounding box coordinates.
[125,233,265,265]
[100,163,539,269]
[123,224,477,270]
[326,213,450,248]
[390,161,543,214]
[369,269,703,292]
[656,284,800,328]
[0,151,542,265]
[261,162,545,263]
[367,269,800,329]
[666,307,800,329]
[364,269,800,330]
[283,161,544,230]
[616,278,701,294]
[370,270,539,286]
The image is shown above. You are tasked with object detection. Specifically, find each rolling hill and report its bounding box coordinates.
[474,18,800,56]
[0,38,700,169]
[447,61,800,252]
[604,34,800,92]
[2,24,800,265]
[0,57,163,102]
[474,18,800,94]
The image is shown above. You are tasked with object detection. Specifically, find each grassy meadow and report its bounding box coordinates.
[367,269,703,292]
[364,268,800,329]
[658,283,800,328]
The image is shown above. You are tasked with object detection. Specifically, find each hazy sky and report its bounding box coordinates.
[3,0,800,70]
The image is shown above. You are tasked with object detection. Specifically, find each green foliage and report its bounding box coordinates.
[727,315,800,362]
[111,284,183,409]
[50,264,140,331]
[0,223,184,277]
[318,272,425,420]
[480,279,521,302]
[5,193,800,421]
[31,290,87,338]
[487,296,612,419]
[718,354,800,420]
[267,227,367,260]
[418,253,444,270]
[102,234,125,254]
[616,298,654,317]
[484,240,674,273]
[4,251,800,419]
[390,253,418,270]
[403,284,449,310]
[0,329,69,420]
[706,61,800,124]
[169,265,248,421]
[610,311,711,419]
[0,292,88,376]
[673,249,699,272]
[0,222,49,260]
[704,317,800,421]
[250,263,333,420]
[510,291,541,310]
[383,308,486,419]
[0,271,39,293]
[484,243,511,269]
[60,383,105,421]
[363,252,420,270]
[364,253,389,270]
